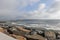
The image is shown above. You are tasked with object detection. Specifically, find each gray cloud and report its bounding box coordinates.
[0,0,40,20]
[0,0,60,20]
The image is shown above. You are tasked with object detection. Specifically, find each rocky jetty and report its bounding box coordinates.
[0,24,60,40]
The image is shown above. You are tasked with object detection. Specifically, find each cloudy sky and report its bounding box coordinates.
[0,0,60,20]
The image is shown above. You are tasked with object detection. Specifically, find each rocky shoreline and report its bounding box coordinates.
[0,23,60,40]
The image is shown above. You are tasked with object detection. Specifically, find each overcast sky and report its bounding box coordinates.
[0,0,60,20]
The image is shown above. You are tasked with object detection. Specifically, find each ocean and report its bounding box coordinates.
[10,19,60,30]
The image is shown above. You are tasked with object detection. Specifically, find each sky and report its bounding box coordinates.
[0,0,60,20]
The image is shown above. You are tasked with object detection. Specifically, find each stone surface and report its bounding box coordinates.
[0,32,16,40]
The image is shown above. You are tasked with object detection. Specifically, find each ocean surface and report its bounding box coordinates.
[10,19,60,30]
